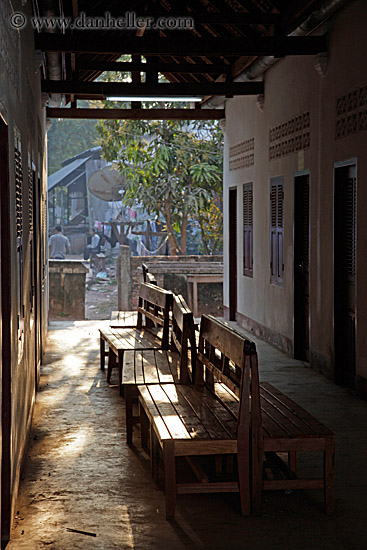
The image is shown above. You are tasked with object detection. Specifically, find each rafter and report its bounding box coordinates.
[46,107,225,120]
[35,33,327,57]
[41,80,265,96]
[76,60,230,74]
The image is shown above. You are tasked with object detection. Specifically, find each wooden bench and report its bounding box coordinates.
[137,315,335,519]
[99,283,173,392]
[109,264,157,328]
[123,294,197,445]
[137,314,256,519]
[253,381,335,515]
[205,320,335,516]
[110,310,138,328]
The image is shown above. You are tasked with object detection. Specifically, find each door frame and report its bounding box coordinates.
[293,170,311,361]
[333,158,358,386]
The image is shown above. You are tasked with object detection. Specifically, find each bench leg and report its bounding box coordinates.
[324,438,335,515]
[251,443,263,516]
[163,440,176,520]
[151,426,160,481]
[100,337,105,371]
[125,385,134,445]
[237,451,251,517]
[107,349,116,384]
[140,405,150,453]
[118,351,124,397]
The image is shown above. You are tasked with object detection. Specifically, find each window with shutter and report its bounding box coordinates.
[243,183,253,277]
[270,177,284,285]
[14,132,25,352]
[28,164,34,233]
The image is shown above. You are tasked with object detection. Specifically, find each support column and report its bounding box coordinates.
[117,245,132,311]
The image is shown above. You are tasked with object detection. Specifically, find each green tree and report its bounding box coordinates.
[47,116,99,175]
[97,116,223,255]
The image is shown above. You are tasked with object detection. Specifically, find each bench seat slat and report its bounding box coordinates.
[172,385,236,440]
[140,384,238,443]
[260,393,313,438]
[140,385,192,440]
[260,382,334,437]
[107,327,163,350]
[123,350,181,385]
[154,350,180,384]
[211,380,331,441]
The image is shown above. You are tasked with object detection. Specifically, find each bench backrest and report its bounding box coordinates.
[195,315,261,448]
[142,263,157,285]
[171,294,197,384]
[136,282,173,349]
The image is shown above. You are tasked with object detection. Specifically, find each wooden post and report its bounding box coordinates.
[117,245,132,310]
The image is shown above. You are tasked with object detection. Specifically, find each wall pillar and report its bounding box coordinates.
[117,245,132,311]
[49,260,89,319]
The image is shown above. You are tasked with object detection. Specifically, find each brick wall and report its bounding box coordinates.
[130,255,223,311]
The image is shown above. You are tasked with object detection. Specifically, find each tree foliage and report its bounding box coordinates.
[47,117,99,175]
[97,115,223,255]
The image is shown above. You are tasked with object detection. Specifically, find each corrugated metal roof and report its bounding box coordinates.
[48,156,91,190]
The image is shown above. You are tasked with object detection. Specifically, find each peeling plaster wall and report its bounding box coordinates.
[223,0,367,397]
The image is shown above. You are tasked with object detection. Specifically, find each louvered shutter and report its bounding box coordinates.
[270,178,284,285]
[15,147,23,245]
[243,183,253,277]
[345,177,357,281]
[28,165,34,233]
[14,136,25,332]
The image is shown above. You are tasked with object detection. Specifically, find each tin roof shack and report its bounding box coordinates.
[48,146,122,254]
[48,146,103,253]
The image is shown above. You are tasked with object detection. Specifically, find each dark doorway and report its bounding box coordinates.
[228,187,237,321]
[294,174,310,361]
[0,116,11,544]
[334,162,357,389]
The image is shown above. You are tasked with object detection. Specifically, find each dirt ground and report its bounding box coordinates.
[7,320,367,550]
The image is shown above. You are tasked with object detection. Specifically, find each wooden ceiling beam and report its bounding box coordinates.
[41,80,264,96]
[35,33,327,56]
[46,107,225,120]
[77,60,230,74]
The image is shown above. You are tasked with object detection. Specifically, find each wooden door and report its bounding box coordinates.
[334,164,357,389]
[294,174,310,361]
[229,187,237,320]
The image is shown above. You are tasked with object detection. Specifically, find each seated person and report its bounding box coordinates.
[84,228,100,260]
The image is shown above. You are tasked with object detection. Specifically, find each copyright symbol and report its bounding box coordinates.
[10,12,27,30]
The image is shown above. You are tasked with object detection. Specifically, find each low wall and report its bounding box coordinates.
[49,260,89,319]
[130,255,223,316]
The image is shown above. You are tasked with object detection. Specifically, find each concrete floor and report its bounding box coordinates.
[7,320,367,550]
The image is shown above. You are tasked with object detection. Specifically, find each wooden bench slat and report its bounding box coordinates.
[110,310,138,327]
[140,385,192,440]
[123,349,181,385]
[140,384,238,443]
[154,350,180,384]
[172,385,236,440]
[137,307,165,327]
[260,382,334,436]
[260,393,313,438]
[108,327,162,349]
